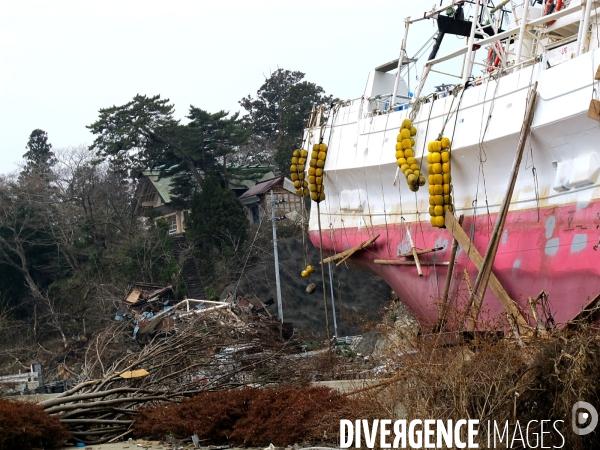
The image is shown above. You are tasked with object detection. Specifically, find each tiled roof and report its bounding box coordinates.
[239,176,285,199]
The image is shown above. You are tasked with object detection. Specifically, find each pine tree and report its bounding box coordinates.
[21,129,56,177]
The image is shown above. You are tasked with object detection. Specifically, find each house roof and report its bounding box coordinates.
[239,176,286,199]
[140,168,275,205]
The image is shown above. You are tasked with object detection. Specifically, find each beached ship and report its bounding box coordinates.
[300,0,600,334]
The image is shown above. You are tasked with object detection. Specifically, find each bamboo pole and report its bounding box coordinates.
[468,82,538,331]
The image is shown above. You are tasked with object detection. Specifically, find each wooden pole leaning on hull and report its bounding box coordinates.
[402,218,423,277]
[444,211,529,334]
[320,234,380,267]
[433,214,464,332]
[467,81,538,332]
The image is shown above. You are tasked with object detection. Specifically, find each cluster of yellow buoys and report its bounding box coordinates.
[290,149,309,196]
[308,143,327,202]
[427,137,452,227]
[396,119,425,191]
[301,265,316,278]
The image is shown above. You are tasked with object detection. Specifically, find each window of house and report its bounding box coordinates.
[167,215,177,235]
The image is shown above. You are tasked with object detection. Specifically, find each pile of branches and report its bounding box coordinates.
[39,309,305,445]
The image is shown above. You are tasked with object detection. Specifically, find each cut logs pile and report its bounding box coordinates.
[39,308,302,445]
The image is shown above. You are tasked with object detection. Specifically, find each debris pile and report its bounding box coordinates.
[39,294,305,445]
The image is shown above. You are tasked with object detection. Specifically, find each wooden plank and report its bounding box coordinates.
[468,82,537,331]
[320,234,380,265]
[564,293,600,331]
[399,246,444,258]
[374,260,450,266]
[434,215,464,333]
[404,222,422,277]
[444,210,529,331]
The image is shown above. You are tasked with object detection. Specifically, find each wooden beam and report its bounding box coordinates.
[403,221,422,277]
[320,234,380,266]
[434,215,464,333]
[444,210,529,332]
[398,246,444,258]
[374,260,450,266]
[468,82,538,331]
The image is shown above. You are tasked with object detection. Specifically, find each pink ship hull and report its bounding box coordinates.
[310,201,600,330]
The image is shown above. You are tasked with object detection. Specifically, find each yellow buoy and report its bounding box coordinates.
[419,176,425,186]
[431,152,441,164]
[309,159,317,168]
[429,196,435,206]
[308,167,316,176]
[298,157,306,165]
[434,205,444,216]
[311,192,318,201]
[319,143,327,152]
[443,173,451,184]
[319,192,326,201]
[442,162,450,173]
[301,270,310,277]
[313,144,320,151]
[430,217,437,226]
[400,128,411,140]
[316,176,323,185]
[299,172,305,180]
[290,164,297,172]
[308,176,316,184]
[293,150,300,157]
[434,195,444,205]
[410,126,417,136]
[402,139,412,150]
[309,184,317,192]
[395,150,405,159]
[441,137,451,149]
[295,189,302,196]
[291,157,298,165]
[402,119,412,129]
[434,216,445,227]
[443,184,450,194]
[303,188,309,195]
[300,149,308,158]
[441,152,450,163]
[317,160,325,168]
[404,148,414,158]
[407,157,416,165]
[429,205,435,216]
[433,184,443,195]
[410,163,419,171]
[431,163,442,174]
[315,168,323,176]
[397,157,407,166]
[291,173,298,181]
[293,180,301,188]
[434,174,443,185]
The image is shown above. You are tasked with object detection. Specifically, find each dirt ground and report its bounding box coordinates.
[223,235,393,337]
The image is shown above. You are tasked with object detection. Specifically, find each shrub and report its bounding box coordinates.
[135,386,351,446]
[0,399,70,449]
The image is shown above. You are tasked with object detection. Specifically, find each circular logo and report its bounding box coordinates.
[572,401,598,436]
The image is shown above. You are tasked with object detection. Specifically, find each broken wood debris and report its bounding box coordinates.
[320,234,380,266]
[374,260,450,266]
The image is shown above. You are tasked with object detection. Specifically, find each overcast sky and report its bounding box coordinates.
[0,0,469,174]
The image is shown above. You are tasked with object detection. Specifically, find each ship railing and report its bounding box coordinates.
[426,2,585,72]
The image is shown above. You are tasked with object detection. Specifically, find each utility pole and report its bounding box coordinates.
[270,190,283,322]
